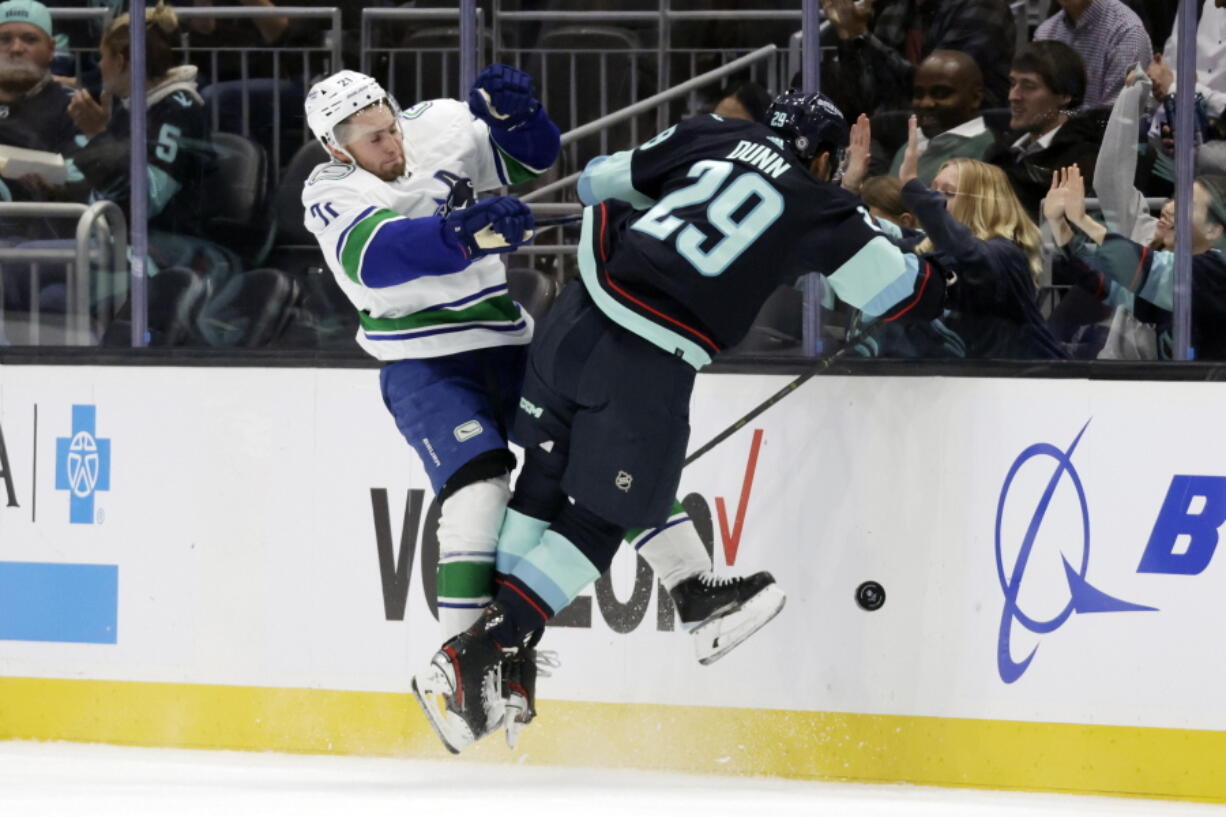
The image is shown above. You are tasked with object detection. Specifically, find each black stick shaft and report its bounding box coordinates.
[534,215,583,227]
[682,339,865,468]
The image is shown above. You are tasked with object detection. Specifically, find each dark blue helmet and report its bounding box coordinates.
[766,90,850,163]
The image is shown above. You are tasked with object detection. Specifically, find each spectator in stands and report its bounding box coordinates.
[1034,0,1152,109]
[987,41,1102,220]
[861,174,919,230]
[1049,165,1226,358]
[0,0,77,156]
[712,81,771,125]
[886,50,994,183]
[66,3,224,274]
[899,122,1066,358]
[821,0,1016,113]
[1149,0,1226,126]
[187,0,307,161]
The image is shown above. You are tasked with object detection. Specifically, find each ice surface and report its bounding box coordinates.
[0,740,1220,817]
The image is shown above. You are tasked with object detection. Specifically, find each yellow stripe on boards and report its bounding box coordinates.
[0,676,1223,803]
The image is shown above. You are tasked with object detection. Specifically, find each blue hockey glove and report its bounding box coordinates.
[468,63,541,131]
[444,196,535,258]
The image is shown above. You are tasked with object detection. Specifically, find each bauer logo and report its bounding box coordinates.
[994,420,1155,684]
[54,405,111,525]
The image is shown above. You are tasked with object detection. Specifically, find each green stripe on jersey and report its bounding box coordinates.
[498,146,541,186]
[438,561,495,598]
[340,208,402,284]
[359,293,521,334]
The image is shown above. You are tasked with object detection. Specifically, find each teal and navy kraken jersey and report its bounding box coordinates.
[577,114,944,368]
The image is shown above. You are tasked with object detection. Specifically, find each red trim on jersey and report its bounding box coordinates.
[1129,246,1150,291]
[883,261,935,323]
[600,269,722,353]
[592,201,721,354]
[497,578,551,621]
[598,202,609,263]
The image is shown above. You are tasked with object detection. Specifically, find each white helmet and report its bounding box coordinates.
[305,70,399,155]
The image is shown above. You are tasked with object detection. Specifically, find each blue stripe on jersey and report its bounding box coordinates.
[1139,249,1175,311]
[335,205,377,258]
[359,216,470,288]
[580,149,656,210]
[489,134,510,186]
[419,283,509,313]
[365,319,528,342]
[487,106,561,175]
[825,237,921,318]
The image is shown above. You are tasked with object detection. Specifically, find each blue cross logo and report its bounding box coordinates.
[55,405,111,524]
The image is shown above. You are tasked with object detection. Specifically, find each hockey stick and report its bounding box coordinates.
[682,339,867,468]
[533,215,583,227]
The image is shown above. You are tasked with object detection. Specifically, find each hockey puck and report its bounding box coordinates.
[855,581,885,611]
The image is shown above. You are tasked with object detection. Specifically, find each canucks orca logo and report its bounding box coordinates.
[994,420,1155,683]
[432,170,475,217]
[55,405,111,525]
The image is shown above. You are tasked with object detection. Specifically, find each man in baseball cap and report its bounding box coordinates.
[0,0,77,155]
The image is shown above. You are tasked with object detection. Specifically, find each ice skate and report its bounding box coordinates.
[671,571,786,665]
[412,603,513,754]
[502,636,560,748]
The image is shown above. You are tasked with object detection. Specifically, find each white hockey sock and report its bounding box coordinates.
[436,475,510,638]
[630,499,711,591]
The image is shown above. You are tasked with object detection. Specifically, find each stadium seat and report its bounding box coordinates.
[506,266,556,321]
[722,285,807,356]
[195,267,301,348]
[273,267,361,351]
[274,141,330,248]
[100,267,210,347]
[203,132,272,266]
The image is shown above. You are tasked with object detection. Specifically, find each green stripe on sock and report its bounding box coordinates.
[624,499,686,544]
[437,561,495,598]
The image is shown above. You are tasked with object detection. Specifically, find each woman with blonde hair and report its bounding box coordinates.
[899,116,1065,359]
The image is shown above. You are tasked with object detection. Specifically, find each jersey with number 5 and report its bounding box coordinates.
[577,114,944,368]
[72,66,211,237]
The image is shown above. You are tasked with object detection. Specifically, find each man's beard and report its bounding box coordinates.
[372,159,406,181]
[0,58,44,96]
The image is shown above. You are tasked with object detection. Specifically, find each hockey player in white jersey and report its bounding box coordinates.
[302,67,786,754]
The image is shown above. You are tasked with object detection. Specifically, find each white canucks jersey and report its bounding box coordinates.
[302,98,534,360]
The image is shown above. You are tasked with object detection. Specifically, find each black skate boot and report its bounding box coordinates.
[670,571,786,665]
[500,630,560,748]
[412,603,515,754]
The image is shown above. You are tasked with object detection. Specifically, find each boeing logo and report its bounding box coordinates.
[994,421,1155,683]
[55,405,111,525]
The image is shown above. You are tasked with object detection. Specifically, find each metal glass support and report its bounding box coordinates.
[1172,0,1197,360]
[129,0,149,348]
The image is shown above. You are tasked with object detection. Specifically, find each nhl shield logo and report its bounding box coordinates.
[615,471,633,492]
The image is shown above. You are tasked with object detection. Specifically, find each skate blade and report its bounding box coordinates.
[692,583,787,666]
[504,693,527,749]
[411,669,475,755]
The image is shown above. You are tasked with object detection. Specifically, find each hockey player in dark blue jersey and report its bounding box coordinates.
[412,91,950,753]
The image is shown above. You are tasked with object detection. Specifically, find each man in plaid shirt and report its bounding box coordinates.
[1034,0,1152,109]
[823,0,1016,113]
